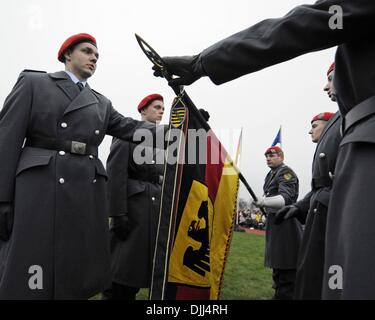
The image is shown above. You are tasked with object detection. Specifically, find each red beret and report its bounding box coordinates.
[265,146,283,155]
[58,33,97,62]
[311,112,334,123]
[327,62,335,76]
[138,94,164,112]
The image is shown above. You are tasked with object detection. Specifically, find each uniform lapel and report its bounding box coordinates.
[264,168,277,192]
[50,71,79,101]
[318,112,341,142]
[263,171,272,193]
[50,71,99,116]
[264,164,285,194]
[63,83,99,116]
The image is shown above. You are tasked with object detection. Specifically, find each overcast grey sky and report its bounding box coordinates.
[0,0,337,200]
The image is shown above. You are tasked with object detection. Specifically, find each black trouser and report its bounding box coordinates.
[272,268,296,300]
[102,282,140,300]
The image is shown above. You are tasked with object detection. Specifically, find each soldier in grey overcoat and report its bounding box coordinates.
[103,94,165,300]
[0,33,160,299]
[253,146,301,300]
[275,64,341,300]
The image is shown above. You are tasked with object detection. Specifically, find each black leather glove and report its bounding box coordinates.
[0,202,14,241]
[152,55,206,86]
[110,215,131,241]
[199,108,210,122]
[274,205,301,225]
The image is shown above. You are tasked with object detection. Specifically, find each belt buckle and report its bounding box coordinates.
[71,141,87,155]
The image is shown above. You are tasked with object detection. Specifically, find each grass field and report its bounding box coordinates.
[136,230,273,300]
[220,230,273,300]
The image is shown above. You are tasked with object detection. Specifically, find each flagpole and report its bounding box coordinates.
[239,127,243,170]
[234,127,242,166]
[136,34,265,298]
[235,127,243,225]
[280,125,282,149]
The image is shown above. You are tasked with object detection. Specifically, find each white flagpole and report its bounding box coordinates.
[235,127,243,226]
[280,125,283,149]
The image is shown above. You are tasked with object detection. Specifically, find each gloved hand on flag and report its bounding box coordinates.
[253,196,265,208]
[199,108,210,122]
[152,55,207,86]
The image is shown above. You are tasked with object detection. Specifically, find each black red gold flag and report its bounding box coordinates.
[150,92,239,300]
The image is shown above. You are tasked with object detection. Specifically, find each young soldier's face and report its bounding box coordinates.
[64,42,99,80]
[141,100,165,124]
[309,119,327,143]
[265,153,284,168]
[323,70,336,101]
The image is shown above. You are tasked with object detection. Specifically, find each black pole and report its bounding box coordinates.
[238,172,267,216]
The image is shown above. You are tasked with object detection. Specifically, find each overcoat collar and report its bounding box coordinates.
[264,164,284,192]
[49,71,99,115]
[317,111,341,144]
[312,111,341,162]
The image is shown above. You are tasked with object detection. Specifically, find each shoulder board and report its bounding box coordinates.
[283,171,294,181]
[22,69,47,73]
[281,166,296,180]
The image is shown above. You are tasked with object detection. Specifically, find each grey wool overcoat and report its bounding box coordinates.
[0,70,155,299]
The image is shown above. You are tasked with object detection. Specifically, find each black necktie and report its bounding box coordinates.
[77,82,84,91]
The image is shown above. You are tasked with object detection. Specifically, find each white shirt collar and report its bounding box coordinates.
[64,70,87,87]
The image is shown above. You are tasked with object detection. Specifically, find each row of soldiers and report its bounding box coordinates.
[152,0,374,299]
[0,31,334,301]
[2,0,375,300]
[250,63,339,299]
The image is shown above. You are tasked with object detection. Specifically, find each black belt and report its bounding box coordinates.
[312,176,332,189]
[342,95,375,135]
[25,137,98,156]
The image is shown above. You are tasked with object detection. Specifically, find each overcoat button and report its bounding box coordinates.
[95,130,100,135]
[59,178,65,184]
[152,197,155,201]
[319,153,326,159]
[93,179,97,184]
[61,122,68,128]
[59,151,66,156]
[89,155,94,160]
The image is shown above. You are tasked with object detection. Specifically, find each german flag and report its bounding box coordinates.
[150,91,239,300]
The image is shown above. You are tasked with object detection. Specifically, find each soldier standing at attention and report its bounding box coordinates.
[0,33,160,299]
[104,94,165,300]
[253,146,301,300]
[275,63,341,299]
